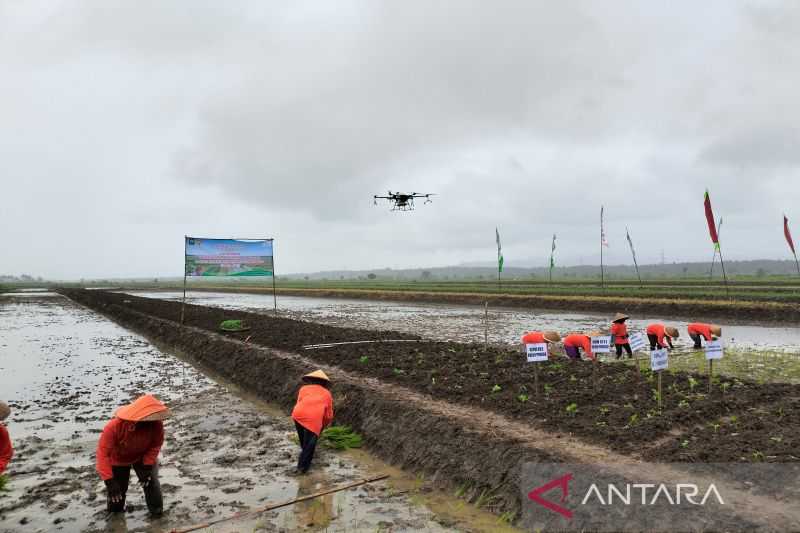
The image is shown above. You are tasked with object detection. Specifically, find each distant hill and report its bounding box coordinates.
[283,259,800,281]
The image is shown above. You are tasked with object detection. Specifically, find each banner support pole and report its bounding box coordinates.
[709,218,722,280]
[717,245,730,297]
[181,237,187,325]
[794,251,800,277]
[272,240,277,315]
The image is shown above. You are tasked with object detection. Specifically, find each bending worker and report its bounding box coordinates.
[562,333,595,361]
[646,323,679,350]
[521,331,561,355]
[610,313,632,359]
[96,394,170,516]
[0,402,12,475]
[291,370,334,474]
[687,323,722,349]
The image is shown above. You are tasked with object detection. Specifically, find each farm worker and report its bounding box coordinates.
[521,331,561,348]
[96,394,170,516]
[562,333,594,361]
[646,324,679,350]
[687,323,722,349]
[610,312,633,359]
[291,370,334,474]
[0,402,13,475]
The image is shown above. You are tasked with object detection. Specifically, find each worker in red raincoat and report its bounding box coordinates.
[562,333,595,361]
[646,323,680,350]
[0,402,13,475]
[687,323,722,349]
[610,312,633,359]
[291,370,334,474]
[521,331,561,358]
[96,395,170,516]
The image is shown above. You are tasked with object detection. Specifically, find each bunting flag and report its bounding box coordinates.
[600,206,609,247]
[704,189,720,251]
[550,234,556,268]
[625,227,637,262]
[496,227,504,272]
[785,215,796,255]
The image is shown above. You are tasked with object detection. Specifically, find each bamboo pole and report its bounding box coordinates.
[709,218,722,281]
[484,301,489,348]
[170,474,390,533]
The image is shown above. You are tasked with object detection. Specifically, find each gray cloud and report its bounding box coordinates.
[2,1,800,278]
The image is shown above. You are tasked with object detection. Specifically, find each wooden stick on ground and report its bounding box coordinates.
[170,474,390,533]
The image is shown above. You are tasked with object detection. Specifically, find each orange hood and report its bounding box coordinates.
[115,395,171,422]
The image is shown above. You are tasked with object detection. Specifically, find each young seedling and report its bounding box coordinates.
[680,439,689,448]
[491,384,502,393]
[565,403,578,416]
[359,356,369,364]
[393,368,405,376]
[598,406,610,415]
[543,383,553,394]
[752,450,765,462]
[688,376,699,392]
[678,399,690,409]
[517,393,529,403]
[627,413,640,427]
[709,422,721,433]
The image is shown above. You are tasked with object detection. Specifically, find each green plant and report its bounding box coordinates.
[321,426,363,450]
[517,393,529,403]
[688,376,699,391]
[710,422,721,433]
[359,356,369,364]
[652,388,661,403]
[770,436,783,443]
[721,382,731,394]
[680,439,689,448]
[569,374,577,383]
[474,487,498,509]
[678,399,690,408]
[0,474,8,492]
[497,511,516,524]
[543,383,553,394]
[491,384,502,393]
[393,368,405,375]
[454,483,469,498]
[566,403,578,416]
[627,413,640,427]
[752,450,765,462]
[219,319,247,331]
[598,406,609,415]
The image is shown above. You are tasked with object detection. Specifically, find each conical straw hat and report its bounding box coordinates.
[116,395,171,422]
[543,331,561,343]
[612,312,630,323]
[710,325,722,337]
[303,369,331,382]
[664,326,680,338]
[0,401,10,421]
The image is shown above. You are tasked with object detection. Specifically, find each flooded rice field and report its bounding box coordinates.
[0,294,513,532]
[129,291,800,354]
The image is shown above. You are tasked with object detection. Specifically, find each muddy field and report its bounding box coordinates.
[0,294,516,533]
[129,290,800,353]
[63,290,800,465]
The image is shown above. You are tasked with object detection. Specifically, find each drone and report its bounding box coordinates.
[373,191,435,211]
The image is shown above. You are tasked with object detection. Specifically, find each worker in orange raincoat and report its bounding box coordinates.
[562,333,595,361]
[687,323,722,349]
[610,312,633,359]
[96,395,170,516]
[0,402,13,475]
[291,370,334,474]
[646,323,680,350]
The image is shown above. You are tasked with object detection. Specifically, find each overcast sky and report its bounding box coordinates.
[3,1,800,279]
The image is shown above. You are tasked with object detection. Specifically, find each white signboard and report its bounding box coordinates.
[650,348,669,371]
[591,335,612,353]
[628,332,647,352]
[526,343,549,362]
[705,340,724,360]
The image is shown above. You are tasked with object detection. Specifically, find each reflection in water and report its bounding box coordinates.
[292,473,335,530]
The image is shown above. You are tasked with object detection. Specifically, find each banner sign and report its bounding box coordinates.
[628,332,647,352]
[591,336,611,353]
[526,343,549,362]
[185,237,274,277]
[705,340,724,360]
[651,348,669,371]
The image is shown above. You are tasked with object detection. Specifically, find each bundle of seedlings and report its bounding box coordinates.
[321,426,363,450]
[219,319,249,332]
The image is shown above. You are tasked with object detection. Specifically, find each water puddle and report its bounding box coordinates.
[0,294,517,532]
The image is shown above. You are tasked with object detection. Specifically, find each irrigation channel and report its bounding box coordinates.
[0,293,517,533]
[129,290,800,354]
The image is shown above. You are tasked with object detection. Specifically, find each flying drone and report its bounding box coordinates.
[373,191,435,211]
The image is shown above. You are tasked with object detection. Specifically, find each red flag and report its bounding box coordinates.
[785,215,796,255]
[704,189,720,250]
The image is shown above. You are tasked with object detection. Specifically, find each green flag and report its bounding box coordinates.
[496,228,504,273]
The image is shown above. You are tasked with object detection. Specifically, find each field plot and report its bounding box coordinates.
[0,294,511,533]
[69,290,800,464]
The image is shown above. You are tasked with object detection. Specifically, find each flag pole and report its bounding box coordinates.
[794,251,800,277]
[600,207,605,289]
[271,239,277,315]
[717,243,730,297]
[626,227,642,288]
[709,218,722,280]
